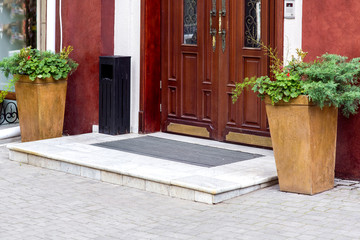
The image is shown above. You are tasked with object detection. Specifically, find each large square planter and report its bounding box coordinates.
[15,75,67,142]
[265,95,338,195]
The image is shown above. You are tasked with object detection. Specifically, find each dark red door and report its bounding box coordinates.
[161,0,275,147]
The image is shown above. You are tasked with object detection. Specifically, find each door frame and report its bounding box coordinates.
[139,0,284,135]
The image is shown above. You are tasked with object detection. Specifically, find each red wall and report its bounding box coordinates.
[303,0,360,179]
[56,0,114,135]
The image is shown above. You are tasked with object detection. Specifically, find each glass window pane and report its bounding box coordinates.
[183,0,197,45]
[244,0,261,48]
[0,0,37,91]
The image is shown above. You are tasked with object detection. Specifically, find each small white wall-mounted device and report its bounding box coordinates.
[284,0,295,19]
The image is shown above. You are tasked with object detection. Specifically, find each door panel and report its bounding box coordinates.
[162,0,217,138]
[221,0,270,140]
[161,0,274,147]
[182,53,198,118]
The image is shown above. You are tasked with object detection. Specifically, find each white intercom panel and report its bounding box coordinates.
[285,0,295,19]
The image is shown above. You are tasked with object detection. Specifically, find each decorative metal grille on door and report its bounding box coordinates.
[183,0,197,44]
[244,0,261,48]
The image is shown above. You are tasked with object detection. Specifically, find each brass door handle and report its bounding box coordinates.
[219,29,226,53]
[218,0,226,52]
[210,0,217,52]
[210,27,217,52]
[210,0,216,16]
[219,0,226,17]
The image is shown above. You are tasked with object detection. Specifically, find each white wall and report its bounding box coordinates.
[46,0,56,52]
[114,0,140,133]
[283,0,303,64]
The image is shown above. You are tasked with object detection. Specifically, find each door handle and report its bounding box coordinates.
[220,0,226,17]
[218,0,226,52]
[219,29,226,53]
[210,0,217,52]
[210,0,216,16]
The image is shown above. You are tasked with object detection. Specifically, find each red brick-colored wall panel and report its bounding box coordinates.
[303,0,360,61]
[56,0,114,135]
[101,0,115,56]
[303,0,360,179]
[335,115,360,180]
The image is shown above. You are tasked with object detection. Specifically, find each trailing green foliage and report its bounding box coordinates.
[232,45,306,104]
[232,68,304,104]
[0,46,78,103]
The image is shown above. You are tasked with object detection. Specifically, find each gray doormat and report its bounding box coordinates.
[93,136,262,167]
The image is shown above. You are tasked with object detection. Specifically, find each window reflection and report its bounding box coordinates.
[0,0,36,90]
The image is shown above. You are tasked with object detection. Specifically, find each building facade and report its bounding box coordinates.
[3,0,359,179]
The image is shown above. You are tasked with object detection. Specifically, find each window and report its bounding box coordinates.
[244,0,261,48]
[183,0,197,45]
[0,0,46,91]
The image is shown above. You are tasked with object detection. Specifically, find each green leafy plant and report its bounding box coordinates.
[298,54,360,117]
[0,46,78,103]
[232,40,360,117]
[232,67,304,104]
[232,43,306,104]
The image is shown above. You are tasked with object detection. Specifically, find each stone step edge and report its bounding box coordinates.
[8,148,278,204]
[7,145,278,194]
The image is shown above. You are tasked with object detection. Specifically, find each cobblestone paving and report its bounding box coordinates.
[1,146,360,240]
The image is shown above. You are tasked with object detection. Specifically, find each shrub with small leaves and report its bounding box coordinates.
[298,54,360,117]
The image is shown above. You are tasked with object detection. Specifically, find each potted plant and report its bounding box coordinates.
[232,44,360,195]
[0,46,78,142]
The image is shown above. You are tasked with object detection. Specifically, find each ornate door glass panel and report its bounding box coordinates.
[244,0,261,48]
[183,0,197,44]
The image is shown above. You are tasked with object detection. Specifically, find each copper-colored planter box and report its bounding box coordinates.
[15,75,67,142]
[265,95,338,195]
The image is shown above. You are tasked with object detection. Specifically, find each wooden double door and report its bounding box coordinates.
[161,0,276,147]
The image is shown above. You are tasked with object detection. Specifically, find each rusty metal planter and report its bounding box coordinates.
[15,75,67,142]
[265,95,338,195]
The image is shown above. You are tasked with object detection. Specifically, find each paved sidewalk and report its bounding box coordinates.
[1,146,360,239]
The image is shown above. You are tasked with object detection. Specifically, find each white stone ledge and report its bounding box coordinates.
[7,133,278,204]
[9,146,276,196]
[8,150,277,204]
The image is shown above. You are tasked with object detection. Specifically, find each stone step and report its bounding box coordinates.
[7,132,278,204]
